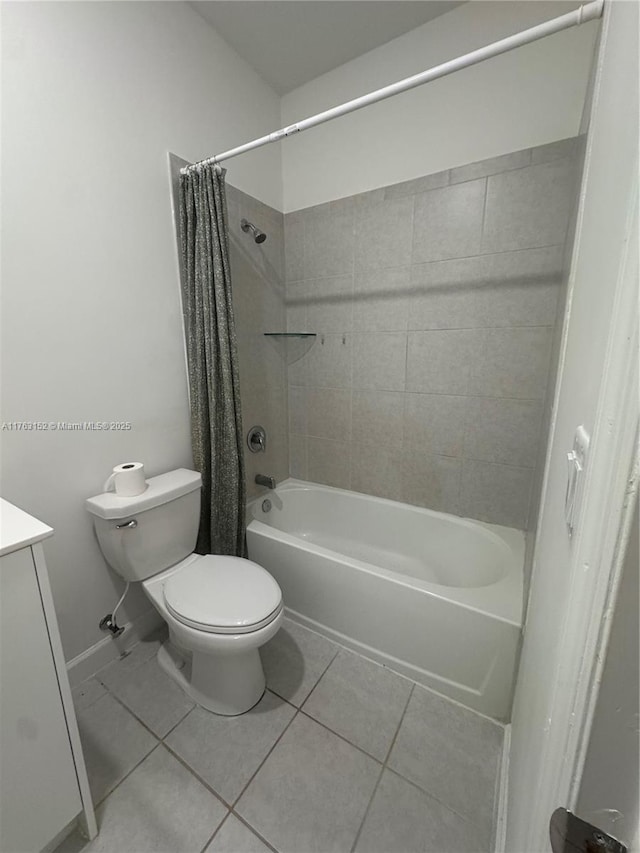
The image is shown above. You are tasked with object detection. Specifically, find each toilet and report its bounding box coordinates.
[86,468,283,715]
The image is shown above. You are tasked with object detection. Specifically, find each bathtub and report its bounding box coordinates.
[247,479,524,721]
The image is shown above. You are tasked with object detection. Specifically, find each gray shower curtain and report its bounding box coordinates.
[179,164,247,557]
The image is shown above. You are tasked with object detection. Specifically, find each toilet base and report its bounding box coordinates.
[157,640,266,716]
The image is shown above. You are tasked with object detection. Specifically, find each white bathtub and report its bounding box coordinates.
[247,479,524,721]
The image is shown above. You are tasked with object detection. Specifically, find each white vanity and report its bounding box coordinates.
[0,499,96,852]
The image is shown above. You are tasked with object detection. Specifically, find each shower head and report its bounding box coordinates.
[241,218,267,244]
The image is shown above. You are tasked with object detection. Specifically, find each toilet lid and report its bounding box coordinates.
[163,555,283,634]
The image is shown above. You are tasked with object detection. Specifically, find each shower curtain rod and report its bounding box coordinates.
[181,0,603,174]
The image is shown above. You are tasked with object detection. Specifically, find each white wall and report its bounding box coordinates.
[0,1,282,662]
[281,1,598,211]
[506,0,639,848]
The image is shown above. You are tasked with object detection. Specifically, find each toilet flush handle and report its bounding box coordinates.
[116,519,138,530]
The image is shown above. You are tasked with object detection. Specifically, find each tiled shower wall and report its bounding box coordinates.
[225,185,288,500]
[284,138,581,530]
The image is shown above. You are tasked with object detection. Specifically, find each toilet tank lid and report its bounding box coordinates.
[86,468,202,520]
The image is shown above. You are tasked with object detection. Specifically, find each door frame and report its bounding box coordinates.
[562,184,639,811]
[524,168,639,850]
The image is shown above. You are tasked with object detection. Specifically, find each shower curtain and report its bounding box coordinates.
[179,164,247,557]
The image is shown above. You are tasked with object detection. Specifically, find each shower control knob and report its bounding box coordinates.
[247,425,267,453]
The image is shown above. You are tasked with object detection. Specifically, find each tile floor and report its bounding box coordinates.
[58,619,504,853]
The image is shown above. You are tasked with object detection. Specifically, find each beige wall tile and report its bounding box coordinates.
[469,327,553,400]
[278,140,580,529]
[401,452,462,514]
[353,267,410,332]
[308,437,351,489]
[406,330,480,395]
[351,443,403,501]
[306,274,354,332]
[355,196,414,272]
[307,334,352,388]
[352,332,407,391]
[459,459,533,529]
[403,394,467,457]
[307,388,352,441]
[412,180,485,264]
[289,434,308,480]
[482,159,577,254]
[352,390,404,446]
[463,397,543,467]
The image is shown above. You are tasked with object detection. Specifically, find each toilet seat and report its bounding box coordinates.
[163,555,283,635]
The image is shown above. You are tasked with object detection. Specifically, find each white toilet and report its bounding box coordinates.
[86,468,283,715]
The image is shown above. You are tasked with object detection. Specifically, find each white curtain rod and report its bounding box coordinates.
[182,0,603,174]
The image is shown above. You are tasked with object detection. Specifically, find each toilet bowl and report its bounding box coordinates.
[86,468,283,715]
[143,553,283,714]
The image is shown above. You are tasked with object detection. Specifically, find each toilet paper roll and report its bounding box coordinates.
[103,462,147,497]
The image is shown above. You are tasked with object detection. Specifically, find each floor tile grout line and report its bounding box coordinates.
[94,676,183,743]
[349,761,385,853]
[282,620,505,733]
[229,811,281,853]
[91,741,162,812]
[349,683,415,852]
[265,685,303,710]
[298,645,341,711]
[229,708,301,810]
[81,624,502,850]
[160,703,197,741]
[88,689,232,816]
[96,687,163,741]
[196,810,232,853]
[161,739,233,810]
[382,682,415,767]
[193,806,281,853]
[296,707,385,766]
[383,763,493,839]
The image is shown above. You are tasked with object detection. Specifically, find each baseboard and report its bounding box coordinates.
[66,608,164,687]
[494,723,511,853]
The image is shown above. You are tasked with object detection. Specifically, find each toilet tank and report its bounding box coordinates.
[86,468,202,582]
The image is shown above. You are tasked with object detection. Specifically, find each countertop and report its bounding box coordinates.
[0,499,54,557]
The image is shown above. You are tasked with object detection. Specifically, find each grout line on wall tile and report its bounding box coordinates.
[447,152,540,190]
[479,176,490,254]
[299,386,547,404]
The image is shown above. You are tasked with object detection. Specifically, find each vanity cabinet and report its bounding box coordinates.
[0,500,96,853]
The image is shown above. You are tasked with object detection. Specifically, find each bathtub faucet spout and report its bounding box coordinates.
[255,474,276,490]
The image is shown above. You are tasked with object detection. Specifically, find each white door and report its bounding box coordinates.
[573,499,639,851]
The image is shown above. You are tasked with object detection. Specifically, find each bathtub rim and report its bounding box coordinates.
[248,478,524,629]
